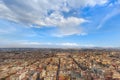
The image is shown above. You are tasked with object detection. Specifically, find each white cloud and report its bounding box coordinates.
[20,41,79,47]
[0,40,80,48]
[0,40,96,48]
[60,43,79,46]
[0,0,108,36]
[21,42,53,46]
[67,0,108,8]
[97,4,120,29]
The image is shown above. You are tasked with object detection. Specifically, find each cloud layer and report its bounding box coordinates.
[0,40,95,48]
[0,39,79,48]
[97,1,120,29]
[0,0,108,36]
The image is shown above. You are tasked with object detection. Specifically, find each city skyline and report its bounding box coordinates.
[0,0,120,48]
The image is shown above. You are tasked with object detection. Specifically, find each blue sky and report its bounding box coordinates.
[0,0,120,48]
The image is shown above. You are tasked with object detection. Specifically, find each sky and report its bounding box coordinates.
[0,0,120,48]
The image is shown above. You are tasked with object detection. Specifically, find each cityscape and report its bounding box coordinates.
[0,48,120,80]
[0,0,120,80]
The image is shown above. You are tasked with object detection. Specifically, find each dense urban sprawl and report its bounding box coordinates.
[0,48,120,80]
